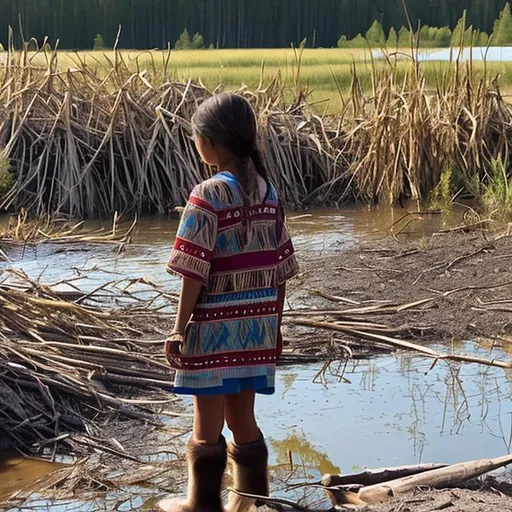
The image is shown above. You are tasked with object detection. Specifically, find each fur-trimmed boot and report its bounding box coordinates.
[156,436,227,512]
[225,434,269,512]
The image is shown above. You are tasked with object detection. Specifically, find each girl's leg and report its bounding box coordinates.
[157,395,226,512]
[224,391,269,512]
[193,395,225,443]
[224,390,260,444]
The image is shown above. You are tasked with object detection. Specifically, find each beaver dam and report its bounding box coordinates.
[1,208,512,511]
[4,38,512,217]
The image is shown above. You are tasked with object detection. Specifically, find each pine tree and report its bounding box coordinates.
[387,27,398,48]
[435,27,452,47]
[337,35,348,48]
[398,26,411,47]
[450,11,467,47]
[365,20,385,46]
[479,31,489,47]
[192,32,205,49]
[93,33,105,50]
[351,34,367,48]
[493,2,512,45]
[175,28,191,50]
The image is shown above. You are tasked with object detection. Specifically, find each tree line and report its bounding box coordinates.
[340,4,512,48]
[1,0,511,50]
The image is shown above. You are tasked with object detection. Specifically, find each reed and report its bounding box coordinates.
[3,34,512,217]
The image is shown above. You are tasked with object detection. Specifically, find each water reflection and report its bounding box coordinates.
[0,454,68,500]
[258,343,512,481]
[271,432,341,476]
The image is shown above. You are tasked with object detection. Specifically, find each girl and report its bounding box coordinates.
[157,93,299,512]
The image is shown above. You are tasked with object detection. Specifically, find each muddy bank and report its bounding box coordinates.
[360,485,512,512]
[291,229,512,346]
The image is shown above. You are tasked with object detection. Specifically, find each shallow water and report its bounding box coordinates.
[2,204,511,510]
[3,345,511,510]
[0,203,465,290]
[373,46,512,62]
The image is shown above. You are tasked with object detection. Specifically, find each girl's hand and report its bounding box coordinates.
[165,332,184,368]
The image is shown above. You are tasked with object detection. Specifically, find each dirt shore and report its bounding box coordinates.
[289,228,512,346]
[360,486,512,512]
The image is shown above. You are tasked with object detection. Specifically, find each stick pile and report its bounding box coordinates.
[3,39,512,217]
[0,271,175,454]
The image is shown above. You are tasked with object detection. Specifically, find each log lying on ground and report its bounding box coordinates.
[322,454,512,505]
[292,318,512,370]
[323,463,450,487]
[322,463,448,506]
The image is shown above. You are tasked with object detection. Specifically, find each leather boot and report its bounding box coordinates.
[225,434,269,512]
[156,436,227,512]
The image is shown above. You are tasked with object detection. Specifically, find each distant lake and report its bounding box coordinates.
[373,46,512,62]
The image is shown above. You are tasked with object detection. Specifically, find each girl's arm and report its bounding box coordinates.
[165,278,202,362]
[277,283,286,327]
[173,278,203,335]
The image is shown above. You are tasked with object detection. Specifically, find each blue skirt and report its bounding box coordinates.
[172,375,275,396]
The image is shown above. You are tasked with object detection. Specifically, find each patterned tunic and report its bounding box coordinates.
[166,171,299,396]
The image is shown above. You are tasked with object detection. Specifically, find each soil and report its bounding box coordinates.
[360,486,512,512]
[288,229,512,346]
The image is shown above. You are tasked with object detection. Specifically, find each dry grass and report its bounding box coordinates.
[3,36,512,217]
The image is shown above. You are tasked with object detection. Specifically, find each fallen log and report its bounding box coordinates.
[292,319,512,370]
[322,463,448,506]
[323,462,449,488]
[356,454,512,504]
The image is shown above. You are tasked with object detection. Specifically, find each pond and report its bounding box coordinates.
[1,204,511,510]
[0,203,466,290]
[373,46,512,62]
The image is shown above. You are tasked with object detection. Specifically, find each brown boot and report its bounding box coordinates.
[225,434,269,512]
[156,436,227,512]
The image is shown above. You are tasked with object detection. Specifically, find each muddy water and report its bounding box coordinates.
[0,455,68,501]
[3,204,510,509]
[1,203,465,289]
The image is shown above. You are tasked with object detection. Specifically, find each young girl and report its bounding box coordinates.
[157,93,299,512]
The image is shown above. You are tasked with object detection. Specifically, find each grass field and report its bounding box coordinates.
[18,47,512,112]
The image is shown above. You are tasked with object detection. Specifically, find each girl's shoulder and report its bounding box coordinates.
[193,173,242,211]
[264,180,279,206]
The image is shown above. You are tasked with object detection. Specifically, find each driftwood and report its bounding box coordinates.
[354,454,512,504]
[292,319,512,370]
[322,463,448,493]
[322,464,448,506]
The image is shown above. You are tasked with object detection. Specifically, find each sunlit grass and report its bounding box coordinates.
[16,47,512,113]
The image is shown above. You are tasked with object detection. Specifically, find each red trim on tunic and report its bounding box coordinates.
[217,207,278,230]
[192,303,279,322]
[175,348,277,371]
[212,251,278,272]
[173,237,213,261]
[188,194,216,213]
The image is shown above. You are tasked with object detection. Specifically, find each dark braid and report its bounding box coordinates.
[250,145,270,200]
[191,93,270,244]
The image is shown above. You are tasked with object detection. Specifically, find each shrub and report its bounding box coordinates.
[93,34,105,51]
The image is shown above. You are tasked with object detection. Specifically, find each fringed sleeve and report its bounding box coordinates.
[167,183,218,286]
[277,216,299,285]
